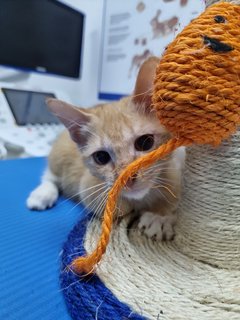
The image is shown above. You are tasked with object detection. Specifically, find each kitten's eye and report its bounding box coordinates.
[93,151,111,165]
[134,134,154,151]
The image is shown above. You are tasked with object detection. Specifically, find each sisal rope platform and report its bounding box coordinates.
[61,131,240,319]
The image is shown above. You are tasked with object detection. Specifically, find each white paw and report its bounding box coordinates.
[138,211,176,241]
[26,182,59,210]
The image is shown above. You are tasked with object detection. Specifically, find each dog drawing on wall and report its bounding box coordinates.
[150,10,179,39]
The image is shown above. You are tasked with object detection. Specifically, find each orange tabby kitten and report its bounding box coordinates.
[27,57,185,240]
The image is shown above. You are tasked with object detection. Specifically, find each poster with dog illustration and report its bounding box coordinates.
[98,0,205,100]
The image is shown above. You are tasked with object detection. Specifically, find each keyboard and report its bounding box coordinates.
[0,85,69,158]
[0,124,64,157]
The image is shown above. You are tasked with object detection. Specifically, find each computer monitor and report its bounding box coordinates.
[0,0,84,79]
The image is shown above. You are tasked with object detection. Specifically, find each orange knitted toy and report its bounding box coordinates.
[71,1,240,274]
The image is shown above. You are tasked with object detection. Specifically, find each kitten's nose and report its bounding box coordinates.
[126,173,137,188]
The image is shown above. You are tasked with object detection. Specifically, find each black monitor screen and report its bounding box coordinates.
[2,88,60,125]
[0,0,84,78]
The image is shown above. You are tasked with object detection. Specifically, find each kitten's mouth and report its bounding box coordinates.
[123,189,149,200]
[122,182,151,200]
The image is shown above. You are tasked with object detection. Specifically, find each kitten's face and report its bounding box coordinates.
[80,98,169,200]
[47,56,165,200]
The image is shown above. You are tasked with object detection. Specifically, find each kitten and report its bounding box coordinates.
[27,57,185,240]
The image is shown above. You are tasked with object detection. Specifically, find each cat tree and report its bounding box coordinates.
[71,0,240,274]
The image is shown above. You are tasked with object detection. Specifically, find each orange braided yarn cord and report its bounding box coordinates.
[71,2,240,274]
[71,137,191,274]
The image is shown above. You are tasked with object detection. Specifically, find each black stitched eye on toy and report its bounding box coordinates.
[135,134,154,151]
[214,15,226,23]
[93,151,111,165]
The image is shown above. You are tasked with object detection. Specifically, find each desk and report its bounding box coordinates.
[0,157,84,320]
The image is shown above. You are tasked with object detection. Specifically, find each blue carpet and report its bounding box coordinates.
[0,157,146,320]
[0,157,84,320]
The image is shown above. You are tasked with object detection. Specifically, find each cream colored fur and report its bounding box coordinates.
[27,57,185,240]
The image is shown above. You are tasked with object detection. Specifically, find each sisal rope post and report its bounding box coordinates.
[175,133,240,270]
[71,0,240,274]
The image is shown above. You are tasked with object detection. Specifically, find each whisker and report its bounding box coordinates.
[141,172,173,181]
[154,188,172,204]
[80,186,109,214]
[144,163,177,171]
[60,182,106,205]
[151,181,173,188]
[152,179,174,187]
[87,188,110,225]
[65,184,108,214]
[150,183,177,198]
[161,185,177,198]
[86,191,110,248]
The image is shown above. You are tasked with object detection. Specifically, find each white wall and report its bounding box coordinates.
[0,0,104,108]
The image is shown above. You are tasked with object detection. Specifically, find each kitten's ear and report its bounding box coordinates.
[47,98,92,145]
[132,56,159,112]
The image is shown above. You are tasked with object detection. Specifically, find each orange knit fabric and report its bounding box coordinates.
[71,2,240,274]
[154,2,240,146]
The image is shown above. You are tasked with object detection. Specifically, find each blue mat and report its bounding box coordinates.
[0,157,84,320]
[0,157,146,320]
